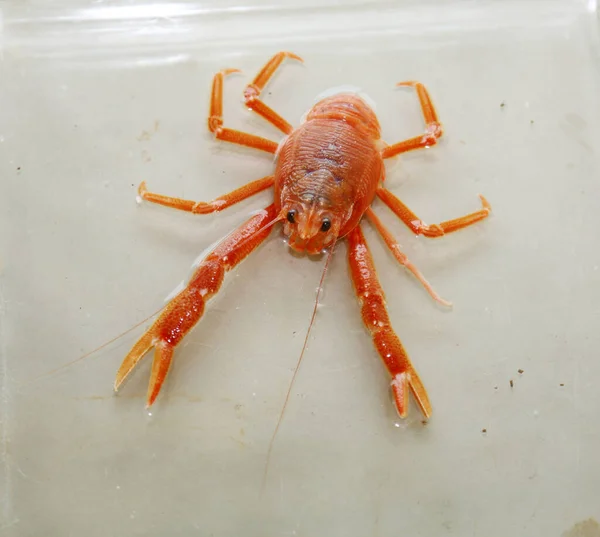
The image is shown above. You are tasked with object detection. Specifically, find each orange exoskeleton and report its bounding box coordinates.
[116,51,491,420]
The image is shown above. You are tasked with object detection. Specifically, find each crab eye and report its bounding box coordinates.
[320,219,331,232]
[287,210,296,224]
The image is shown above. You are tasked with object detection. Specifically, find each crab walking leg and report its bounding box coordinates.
[399,81,442,133]
[377,187,491,238]
[381,81,443,159]
[244,51,303,135]
[115,204,278,407]
[208,69,278,154]
[347,225,432,419]
[364,208,451,307]
[137,176,274,214]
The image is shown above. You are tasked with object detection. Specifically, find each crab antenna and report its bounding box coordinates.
[261,239,337,492]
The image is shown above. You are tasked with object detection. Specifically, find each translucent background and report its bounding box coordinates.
[1,1,600,535]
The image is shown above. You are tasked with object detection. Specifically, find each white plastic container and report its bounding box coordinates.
[1,1,600,535]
